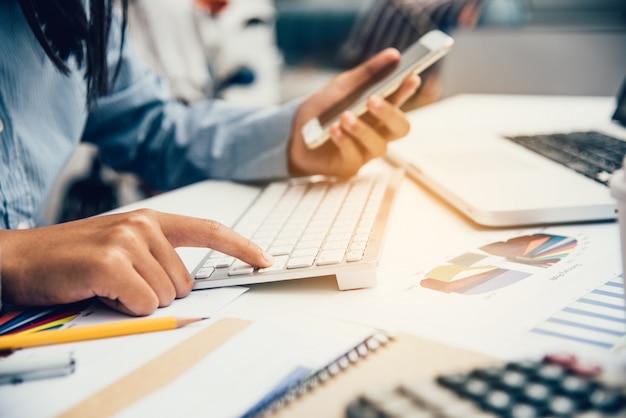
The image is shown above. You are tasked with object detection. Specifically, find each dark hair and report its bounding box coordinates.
[18,0,129,105]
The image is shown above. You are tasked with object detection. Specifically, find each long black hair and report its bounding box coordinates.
[18,0,129,105]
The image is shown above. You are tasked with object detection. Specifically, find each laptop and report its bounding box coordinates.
[385,75,626,227]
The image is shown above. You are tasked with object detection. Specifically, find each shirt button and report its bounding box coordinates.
[0,118,4,133]
[17,221,31,229]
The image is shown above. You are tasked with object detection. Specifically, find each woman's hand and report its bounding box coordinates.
[289,48,421,178]
[0,209,272,316]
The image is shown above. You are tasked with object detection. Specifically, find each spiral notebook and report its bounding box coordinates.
[244,329,394,418]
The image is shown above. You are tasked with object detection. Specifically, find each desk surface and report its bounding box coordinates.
[2,94,624,417]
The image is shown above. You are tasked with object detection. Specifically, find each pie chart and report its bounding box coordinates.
[421,234,577,295]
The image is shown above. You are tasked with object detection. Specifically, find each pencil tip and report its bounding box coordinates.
[176,316,210,328]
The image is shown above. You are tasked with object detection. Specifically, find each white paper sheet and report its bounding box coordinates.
[0,287,248,418]
[317,223,626,364]
[115,318,374,418]
[67,286,248,326]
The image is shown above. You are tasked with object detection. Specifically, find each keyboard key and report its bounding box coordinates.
[289,248,316,258]
[228,260,254,276]
[346,250,364,262]
[316,249,345,265]
[505,131,626,185]
[258,255,288,273]
[194,267,214,279]
[286,256,315,269]
[268,245,294,256]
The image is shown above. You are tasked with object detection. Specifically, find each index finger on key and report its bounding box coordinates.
[159,213,273,268]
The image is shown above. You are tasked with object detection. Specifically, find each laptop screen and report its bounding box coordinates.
[612,73,626,126]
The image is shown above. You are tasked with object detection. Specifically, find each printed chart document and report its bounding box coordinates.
[318,222,626,363]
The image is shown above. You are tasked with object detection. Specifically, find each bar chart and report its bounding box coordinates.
[531,275,625,350]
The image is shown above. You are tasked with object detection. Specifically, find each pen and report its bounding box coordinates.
[0,316,207,351]
[0,350,76,385]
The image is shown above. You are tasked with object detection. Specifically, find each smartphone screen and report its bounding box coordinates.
[318,42,432,127]
[302,30,453,149]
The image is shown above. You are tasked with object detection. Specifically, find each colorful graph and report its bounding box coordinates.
[479,233,578,268]
[531,275,625,350]
[421,234,577,295]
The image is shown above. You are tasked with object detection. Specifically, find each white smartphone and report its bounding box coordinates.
[301,29,454,149]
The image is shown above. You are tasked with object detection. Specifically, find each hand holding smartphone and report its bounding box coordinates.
[301,29,454,149]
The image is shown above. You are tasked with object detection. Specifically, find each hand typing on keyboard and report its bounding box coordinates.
[192,169,404,291]
[0,210,272,317]
[0,38,417,318]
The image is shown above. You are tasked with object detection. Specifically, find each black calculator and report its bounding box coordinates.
[346,354,626,417]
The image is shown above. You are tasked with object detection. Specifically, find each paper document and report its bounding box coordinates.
[67,286,248,327]
[318,223,626,362]
[115,318,374,418]
[0,287,248,418]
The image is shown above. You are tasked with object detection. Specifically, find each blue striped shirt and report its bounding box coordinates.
[0,0,295,230]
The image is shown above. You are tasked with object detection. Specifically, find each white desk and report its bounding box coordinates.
[2,94,625,417]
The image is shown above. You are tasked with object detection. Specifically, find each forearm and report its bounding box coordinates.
[83,70,300,189]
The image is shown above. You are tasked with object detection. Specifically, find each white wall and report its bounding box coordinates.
[440,26,626,98]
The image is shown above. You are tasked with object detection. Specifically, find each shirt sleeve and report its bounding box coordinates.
[82,13,298,191]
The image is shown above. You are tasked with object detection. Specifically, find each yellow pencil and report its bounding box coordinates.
[0,316,206,351]
[17,314,80,335]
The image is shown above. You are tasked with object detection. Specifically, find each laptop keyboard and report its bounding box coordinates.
[505,131,626,185]
[191,168,403,290]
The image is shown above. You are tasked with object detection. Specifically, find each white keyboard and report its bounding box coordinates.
[191,168,404,290]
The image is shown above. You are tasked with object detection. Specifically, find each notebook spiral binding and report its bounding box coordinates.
[245,331,395,418]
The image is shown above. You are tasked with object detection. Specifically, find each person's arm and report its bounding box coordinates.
[84,13,418,191]
[83,14,296,190]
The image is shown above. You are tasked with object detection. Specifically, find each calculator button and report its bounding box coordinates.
[522,382,553,406]
[500,370,528,393]
[472,365,506,382]
[360,386,397,408]
[436,372,468,392]
[589,387,626,413]
[376,395,423,417]
[508,402,541,418]
[460,377,491,401]
[483,389,514,415]
[400,380,459,411]
[346,400,378,418]
[559,374,594,399]
[507,359,543,375]
[547,395,578,416]
[440,402,494,418]
[536,363,567,385]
